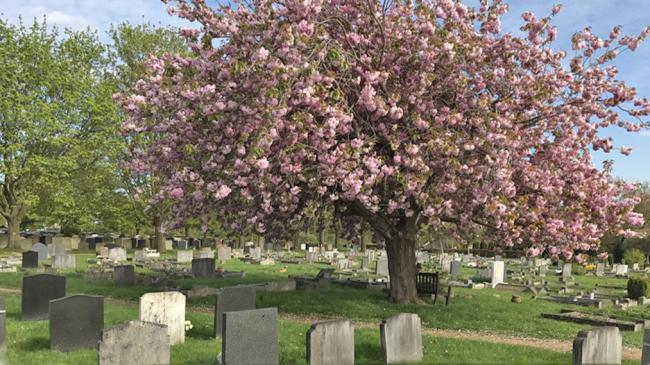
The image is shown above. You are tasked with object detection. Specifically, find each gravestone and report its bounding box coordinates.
[218,246,231,263]
[642,329,650,365]
[572,327,621,365]
[21,274,66,320]
[441,256,452,273]
[177,250,193,263]
[22,251,38,268]
[108,247,127,261]
[192,258,215,278]
[0,297,5,352]
[249,247,262,260]
[31,243,48,260]
[450,261,461,277]
[222,307,278,365]
[306,320,354,365]
[490,261,505,288]
[52,254,76,270]
[539,265,547,277]
[380,313,423,364]
[615,264,628,276]
[98,320,170,365]
[49,294,104,352]
[562,263,572,280]
[139,292,186,345]
[596,263,605,277]
[362,255,370,271]
[306,251,318,263]
[214,286,257,338]
[376,256,389,277]
[113,265,135,286]
[336,259,350,270]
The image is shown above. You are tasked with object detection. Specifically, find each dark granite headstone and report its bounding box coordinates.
[113,265,135,286]
[39,235,53,245]
[222,308,278,365]
[49,294,104,352]
[21,274,66,320]
[214,286,257,337]
[192,258,215,278]
[22,251,38,268]
[0,297,6,352]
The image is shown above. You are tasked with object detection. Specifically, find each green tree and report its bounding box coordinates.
[0,18,117,247]
[109,21,189,251]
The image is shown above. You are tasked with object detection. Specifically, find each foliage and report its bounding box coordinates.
[571,263,586,276]
[122,0,648,256]
[623,248,646,266]
[627,277,650,299]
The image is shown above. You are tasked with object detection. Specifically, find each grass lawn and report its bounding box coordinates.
[0,250,646,364]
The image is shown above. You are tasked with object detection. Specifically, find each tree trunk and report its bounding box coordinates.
[5,204,28,249]
[153,215,166,252]
[334,222,339,249]
[385,221,419,304]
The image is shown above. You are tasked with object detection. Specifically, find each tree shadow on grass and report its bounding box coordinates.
[17,336,49,351]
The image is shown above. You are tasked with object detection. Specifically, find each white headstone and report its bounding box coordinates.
[139,292,186,345]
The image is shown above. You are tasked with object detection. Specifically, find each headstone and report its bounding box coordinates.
[249,247,262,260]
[615,264,628,276]
[380,313,423,364]
[376,256,389,277]
[31,243,48,260]
[563,263,572,280]
[53,242,66,256]
[572,327,621,365]
[214,286,257,337]
[52,254,76,270]
[596,263,605,277]
[362,255,370,270]
[196,248,214,259]
[113,265,135,286]
[306,251,318,263]
[642,329,650,365]
[441,256,452,273]
[222,308,278,365]
[539,265,548,277]
[306,320,354,365]
[218,246,231,263]
[98,320,170,365]
[0,297,6,352]
[490,261,505,288]
[450,261,461,277]
[192,258,215,278]
[22,251,38,268]
[108,247,127,262]
[139,292,186,345]
[21,274,66,320]
[177,250,193,263]
[49,294,104,352]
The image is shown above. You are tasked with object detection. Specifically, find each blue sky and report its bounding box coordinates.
[1,0,649,183]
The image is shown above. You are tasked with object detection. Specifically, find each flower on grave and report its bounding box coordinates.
[185,320,193,331]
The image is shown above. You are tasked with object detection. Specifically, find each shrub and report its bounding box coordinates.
[623,248,646,266]
[572,263,586,276]
[627,277,650,299]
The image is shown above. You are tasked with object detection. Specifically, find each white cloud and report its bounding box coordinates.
[639,130,650,137]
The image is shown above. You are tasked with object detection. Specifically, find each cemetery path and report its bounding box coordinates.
[0,287,641,360]
[278,313,642,360]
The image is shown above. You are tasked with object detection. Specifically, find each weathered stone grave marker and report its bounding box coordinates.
[98,320,170,365]
[21,274,66,320]
[49,294,104,352]
[214,286,257,337]
[380,313,423,364]
[192,258,215,278]
[177,250,193,263]
[52,254,76,270]
[376,256,389,277]
[22,251,38,268]
[221,307,278,365]
[306,320,354,365]
[572,327,621,365]
[31,243,48,261]
[113,265,135,286]
[139,291,186,345]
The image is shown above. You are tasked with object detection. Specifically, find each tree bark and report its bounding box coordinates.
[385,219,420,304]
[5,204,28,249]
[153,215,166,252]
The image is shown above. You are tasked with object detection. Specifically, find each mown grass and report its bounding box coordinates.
[0,250,646,364]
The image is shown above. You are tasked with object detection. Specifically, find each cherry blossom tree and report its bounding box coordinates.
[121,0,648,303]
